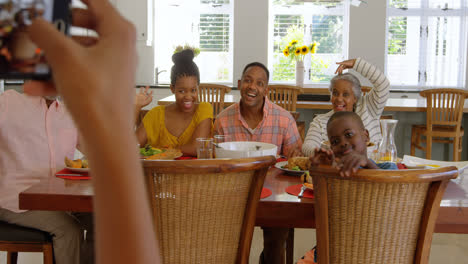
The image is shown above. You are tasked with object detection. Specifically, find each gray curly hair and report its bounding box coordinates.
[329,73,362,101]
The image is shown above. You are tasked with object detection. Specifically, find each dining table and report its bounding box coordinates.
[18,166,468,234]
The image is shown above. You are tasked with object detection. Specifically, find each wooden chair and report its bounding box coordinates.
[0,221,53,264]
[310,165,458,264]
[268,85,303,119]
[198,83,232,116]
[410,88,468,161]
[361,86,371,96]
[143,156,276,264]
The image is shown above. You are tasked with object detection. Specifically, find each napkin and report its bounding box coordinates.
[55,168,90,180]
[402,155,468,173]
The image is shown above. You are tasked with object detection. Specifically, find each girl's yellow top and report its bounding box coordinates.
[142,102,213,148]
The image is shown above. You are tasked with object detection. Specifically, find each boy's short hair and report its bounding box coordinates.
[327,111,365,130]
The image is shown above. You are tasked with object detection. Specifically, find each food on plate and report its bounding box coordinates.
[145,148,183,160]
[82,159,89,168]
[301,171,313,184]
[285,157,310,171]
[65,157,88,168]
[139,144,163,157]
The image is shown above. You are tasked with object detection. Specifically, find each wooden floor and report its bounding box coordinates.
[1,228,467,263]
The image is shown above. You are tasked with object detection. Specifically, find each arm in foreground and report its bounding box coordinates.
[26,0,161,263]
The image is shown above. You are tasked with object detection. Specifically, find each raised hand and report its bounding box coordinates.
[24,1,161,263]
[335,152,378,177]
[135,86,153,108]
[310,147,334,167]
[335,59,357,75]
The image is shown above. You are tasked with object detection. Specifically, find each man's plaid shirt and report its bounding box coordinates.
[214,97,302,156]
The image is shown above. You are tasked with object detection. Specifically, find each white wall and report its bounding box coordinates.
[118,0,467,88]
[348,1,386,71]
[114,0,155,84]
[233,0,270,83]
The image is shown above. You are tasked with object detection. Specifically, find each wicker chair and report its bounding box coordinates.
[0,221,53,264]
[310,165,458,264]
[143,156,276,264]
[198,83,232,116]
[411,88,468,161]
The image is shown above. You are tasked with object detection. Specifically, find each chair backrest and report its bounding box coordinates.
[361,86,372,96]
[198,83,232,116]
[420,88,468,130]
[268,85,303,112]
[143,156,276,264]
[310,165,458,264]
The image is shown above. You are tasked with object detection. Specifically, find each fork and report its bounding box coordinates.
[298,186,306,198]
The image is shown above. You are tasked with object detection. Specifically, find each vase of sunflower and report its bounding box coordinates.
[283,40,319,87]
[295,60,305,87]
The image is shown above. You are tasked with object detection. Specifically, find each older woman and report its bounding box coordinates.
[302,58,390,156]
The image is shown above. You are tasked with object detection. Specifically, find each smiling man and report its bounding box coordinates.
[214,62,302,157]
[214,62,302,264]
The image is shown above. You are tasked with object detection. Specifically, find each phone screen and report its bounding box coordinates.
[0,0,71,80]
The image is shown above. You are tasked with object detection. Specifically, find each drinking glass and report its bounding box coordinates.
[196,138,213,159]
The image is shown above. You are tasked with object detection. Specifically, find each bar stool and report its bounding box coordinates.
[0,221,53,264]
[410,88,468,161]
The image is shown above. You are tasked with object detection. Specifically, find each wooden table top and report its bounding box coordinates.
[157,95,468,113]
[19,167,468,234]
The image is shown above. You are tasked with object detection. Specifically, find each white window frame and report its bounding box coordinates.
[385,0,468,89]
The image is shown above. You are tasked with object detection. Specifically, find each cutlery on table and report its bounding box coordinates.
[298,186,306,198]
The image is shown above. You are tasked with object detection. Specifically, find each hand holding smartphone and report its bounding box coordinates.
[0,0,70,80]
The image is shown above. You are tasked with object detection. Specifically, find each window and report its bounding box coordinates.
[386,0,468,88]
[268,0,349,84]
[154,0,233,84]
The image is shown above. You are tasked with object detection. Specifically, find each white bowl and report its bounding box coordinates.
[215,141,277,159]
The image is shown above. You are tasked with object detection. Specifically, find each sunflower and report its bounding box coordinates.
[295,47,301,56]
[301,45,309,55]
[283,48,290,57]
[289,40,298,46]
[309,42,319,54]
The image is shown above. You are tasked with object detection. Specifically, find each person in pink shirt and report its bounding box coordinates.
[214,62,302,264]
[0,89,93,264]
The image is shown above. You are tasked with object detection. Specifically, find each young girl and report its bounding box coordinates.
[135,49,213,156]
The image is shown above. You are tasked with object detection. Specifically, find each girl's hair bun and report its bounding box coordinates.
[172,49,195,65]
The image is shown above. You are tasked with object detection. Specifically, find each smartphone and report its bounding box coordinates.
[0,0,71,80]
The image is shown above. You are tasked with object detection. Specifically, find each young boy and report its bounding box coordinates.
[298,111,397,264]
[311,111,397,177]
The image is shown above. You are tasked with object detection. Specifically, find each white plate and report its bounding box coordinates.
[275,161,308,176]
[66,167,90,173]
